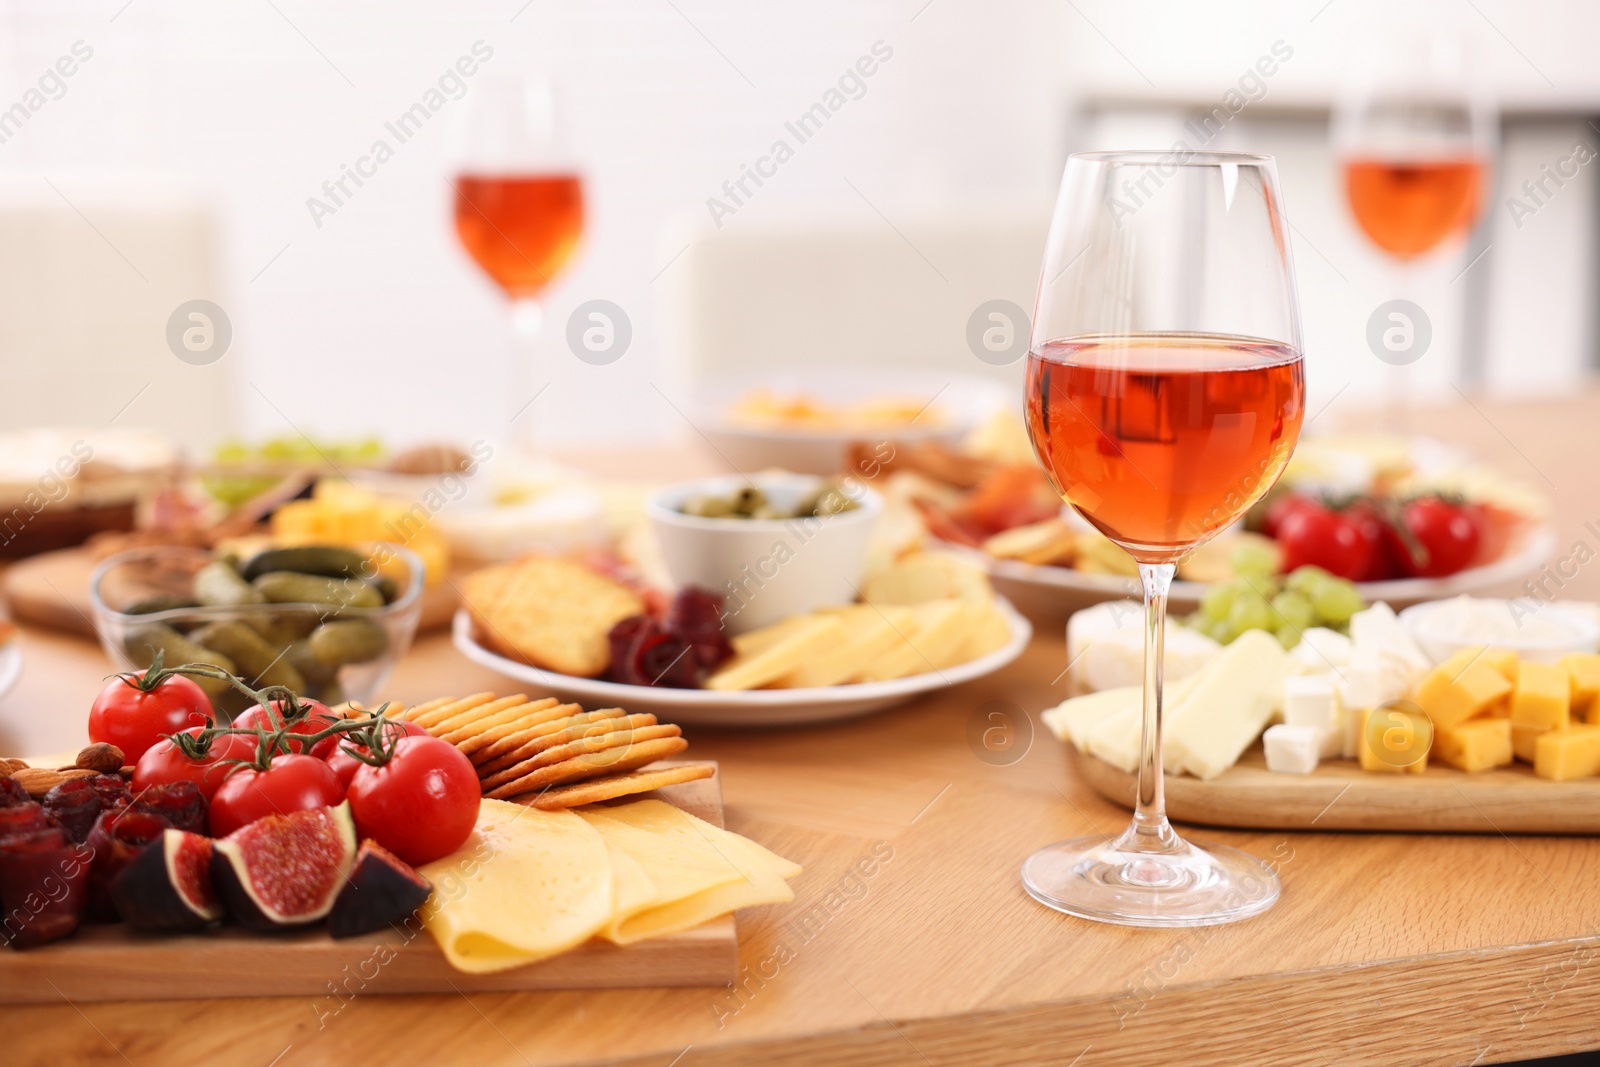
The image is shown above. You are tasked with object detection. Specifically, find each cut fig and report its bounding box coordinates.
[210,803,357,932]
[327,839,432,939]
[110,829,222,932]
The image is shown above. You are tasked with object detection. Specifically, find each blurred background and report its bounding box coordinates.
[0,0,1595,452]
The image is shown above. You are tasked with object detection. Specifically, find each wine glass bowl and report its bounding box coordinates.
[454,173,584,301]
[1020,151,1305,927]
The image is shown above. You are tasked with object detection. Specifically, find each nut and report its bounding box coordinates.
[11,766,95,797]
[72,743,125,775]
[0,757,28,778]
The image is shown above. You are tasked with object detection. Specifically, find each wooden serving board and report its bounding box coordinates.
[1074,746,1600,835]
[1,547,460,636]
[0,763,738,1003]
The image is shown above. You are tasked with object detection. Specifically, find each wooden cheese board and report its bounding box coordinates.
[0,763,738,1004]
[1074,747,1600,835]
[1,546,461,636]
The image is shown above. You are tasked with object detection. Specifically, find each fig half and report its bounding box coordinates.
[210,804,357,932]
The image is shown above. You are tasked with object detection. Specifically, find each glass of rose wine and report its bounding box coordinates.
[1335,36,1493,262]
[1020,152,1306,927]
[453,77,585,429]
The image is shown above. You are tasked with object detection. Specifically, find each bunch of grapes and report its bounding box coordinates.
[1186,542,1365,649]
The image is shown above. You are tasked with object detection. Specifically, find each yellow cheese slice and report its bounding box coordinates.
[708,615,847,690]
[600,835,658,929]
[418,800,612,974]
[580,800,799,944]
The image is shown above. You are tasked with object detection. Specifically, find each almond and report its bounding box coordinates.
[12,766,95,797]
[72,743,124,775]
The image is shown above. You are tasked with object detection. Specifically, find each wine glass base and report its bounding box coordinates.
[1021,834,1280,928]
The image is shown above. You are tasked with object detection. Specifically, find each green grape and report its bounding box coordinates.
[1275,627,1301,650]
[1208,618,1238,645]
[1200,582,1239,622]
[1284,565,1334,597]
[1271,590,1315,634]
[1231,540,1280,581]
[1311,579,1365,626]
[1229,593,1273,634]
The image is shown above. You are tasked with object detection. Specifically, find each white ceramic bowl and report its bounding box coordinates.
[646,472,882,633]
[1399,596,1600,664]
[689,371,1009,476]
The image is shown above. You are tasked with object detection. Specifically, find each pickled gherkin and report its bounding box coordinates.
[308,619,388,667]
[252,571,384,611]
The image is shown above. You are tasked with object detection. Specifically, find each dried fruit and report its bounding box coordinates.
[41,778,107,844]
[85,809,170,921]
[0,825,91,948]
[210,804,357,931]
[327,839,431,938]
[666,587,734,671]
[0,776,29,806]
[110,829,222,932]
[129,780,208,836]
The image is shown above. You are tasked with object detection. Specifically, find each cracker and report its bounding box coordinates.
[437,697,561,746]
[484,736,689,800]
[473,716,675,793]
[467,706,615,765]
[463,558,644,678]
[477,715,669,785]
[411,693,499,730]
[518,764,716,810]
[427,695,531,737]
[455,702,592,757]
[392,696,456,723]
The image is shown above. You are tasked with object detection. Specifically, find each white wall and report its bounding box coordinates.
[0,0,1595,452]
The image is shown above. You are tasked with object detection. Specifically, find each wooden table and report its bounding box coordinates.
[3,389,1600,1066]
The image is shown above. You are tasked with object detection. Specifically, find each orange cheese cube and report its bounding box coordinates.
[1415,652,1513,730]
[1479,647,1519,682]
[1357,706,1428,774]
[1512,722,1546,763]
[1433,717,1513,773]
[1510,661,1571,732]
[1533,724,1600,781]
[1561,653,1600,723]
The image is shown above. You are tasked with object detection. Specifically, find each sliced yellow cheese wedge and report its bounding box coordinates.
[581,800,799,945]
[419,800,612,974]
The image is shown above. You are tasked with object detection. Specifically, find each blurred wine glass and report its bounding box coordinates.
[453,77,585,431]
[1332,33,1495,418]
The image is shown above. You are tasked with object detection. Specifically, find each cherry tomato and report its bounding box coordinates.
[89,671,214,764]
[234,699,340,759]
[325,721,428,789]
[133,726,256,802]
[209,754,345,838]
[346,735,480,866]
[1398,497,1483,578]
[1340,501,1397,582]
[1275,501,1377,581]
[1261,492,1319,540]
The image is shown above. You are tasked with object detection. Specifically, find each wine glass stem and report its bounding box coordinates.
[508,298,544,442]
[1125,561,1180,852]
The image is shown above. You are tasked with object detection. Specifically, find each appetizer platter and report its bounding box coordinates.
[0,658,798,1001]
[453,548,1031,727]
[870,428,1557,613]
[1046,588,1600,834]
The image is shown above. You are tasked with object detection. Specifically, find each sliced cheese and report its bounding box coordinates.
[1165,629,1291,780]
[581,800,798,944]
[419,800,612,974]
[709,615,847,690]
[859,599,970,681]
[1074,672,1206,772]
[773,606,910,688]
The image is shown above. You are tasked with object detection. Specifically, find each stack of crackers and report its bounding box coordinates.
[390,693,713,809]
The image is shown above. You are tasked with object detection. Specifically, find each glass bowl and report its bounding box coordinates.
[89,544,425,716]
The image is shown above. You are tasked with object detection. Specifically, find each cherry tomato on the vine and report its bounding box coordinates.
[133,725,256,802]
[234,698,341,759]
[89,669,214,764]
[346,735,479,866]
[208,753,345,838]
[324,720,428,789]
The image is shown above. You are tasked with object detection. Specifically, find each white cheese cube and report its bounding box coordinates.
[1292,627,1353,673]
[1066,601,1221,693]
[1349,602,1430,675]
[1283,675,1338,730]
[1263,724,1324,774]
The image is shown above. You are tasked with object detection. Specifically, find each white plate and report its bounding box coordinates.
[451,599,1033,727]
[961,523,1559,620]
[0,641,19,701]
[688,370,1010,476]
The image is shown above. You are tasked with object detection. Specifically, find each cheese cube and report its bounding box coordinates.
[1533,724,1600,781]
[1263,724,1325,774]
[1291,628,1352,673]
[1561,653,1600,722]
[1478,647,1519,682]
[1415,651,1513,730]
[1433,717,1513,773]
[1284,675,1337,730]
[1512,722,1546,764]
[1510,661,1571,732]
[1356,705,1428,774]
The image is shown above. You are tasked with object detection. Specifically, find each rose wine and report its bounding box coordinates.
[1026,334,1304,563]
[454,174,584,298]
[1344,158,1482,259]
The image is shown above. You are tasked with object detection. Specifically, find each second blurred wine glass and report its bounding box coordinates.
[454,77,585,432]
